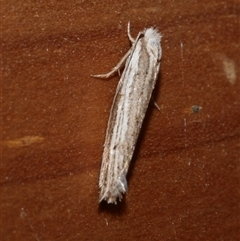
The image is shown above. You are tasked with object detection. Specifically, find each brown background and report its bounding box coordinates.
[1,0,239,240]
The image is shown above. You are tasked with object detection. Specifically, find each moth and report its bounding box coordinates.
[92,23,162,204]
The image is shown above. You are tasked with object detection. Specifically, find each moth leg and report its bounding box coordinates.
[154,101,161,111]
[91,48,132,79]
[127,21,135,44]
[151,96,161,111]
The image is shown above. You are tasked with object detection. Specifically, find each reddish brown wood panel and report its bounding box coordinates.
[1,0,239,240]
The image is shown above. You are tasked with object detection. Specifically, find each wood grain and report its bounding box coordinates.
[1,0,239,240]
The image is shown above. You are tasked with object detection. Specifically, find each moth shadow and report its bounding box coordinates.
[98,198,127,215]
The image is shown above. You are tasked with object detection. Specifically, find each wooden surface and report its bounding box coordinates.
[1,0,239,240]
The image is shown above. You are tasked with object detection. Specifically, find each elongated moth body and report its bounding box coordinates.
[92,23,162,204]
